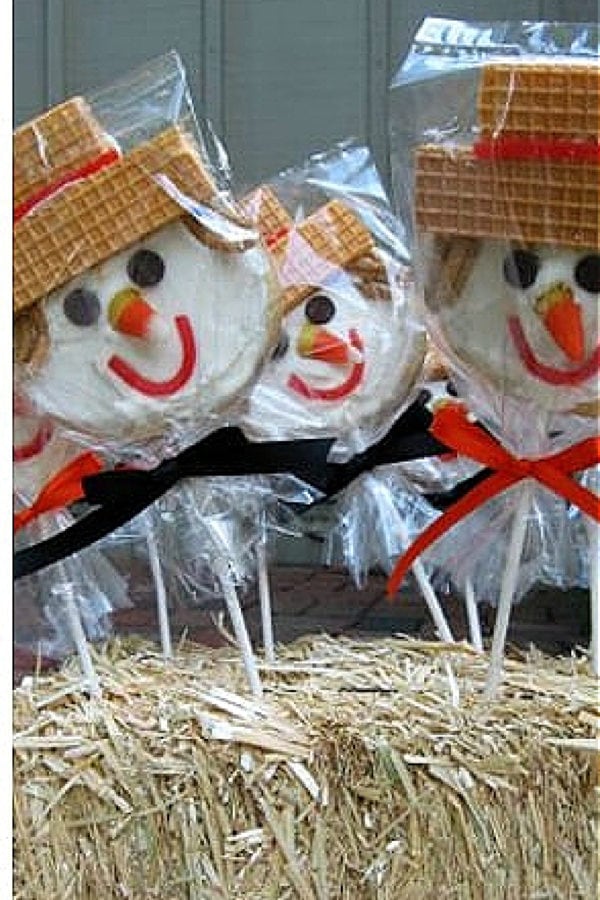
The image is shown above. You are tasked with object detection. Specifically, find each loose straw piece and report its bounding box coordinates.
[464,578,484,652]
[146,530,173,660]
[484,485,532,698]
[256,539,276,663]
[214,555,263,698]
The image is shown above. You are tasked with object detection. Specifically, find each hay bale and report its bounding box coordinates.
[14,635,598,899]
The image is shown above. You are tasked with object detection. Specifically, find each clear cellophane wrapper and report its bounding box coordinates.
[567,464,600,590]
[387,18,599,605]
[14,402,132,659]
[14,511,131,660]
[14,51,278,467]
[239,141,426,462]
[326,422,591,603]
[148,475,322,607]
[324,467,441,590]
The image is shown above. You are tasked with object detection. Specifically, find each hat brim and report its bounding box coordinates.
[415,144,599,250]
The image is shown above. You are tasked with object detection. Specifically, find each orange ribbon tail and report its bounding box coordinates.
[14,452,103,534]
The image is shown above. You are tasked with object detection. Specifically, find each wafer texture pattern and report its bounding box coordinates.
[478,61,600,139]
[13,98,114,210]
[241,186,292,242]
[271,199,375,312]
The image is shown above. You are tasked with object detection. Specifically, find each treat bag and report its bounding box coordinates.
[390,385,588,614]
[14,51,277,464]
[14,400,130,691]
[13,52,279,694]
[389,19,599,690]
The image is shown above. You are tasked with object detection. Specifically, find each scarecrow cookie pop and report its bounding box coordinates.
[239,179,459,645]
[390,58,600,690]
[13,56,277,694]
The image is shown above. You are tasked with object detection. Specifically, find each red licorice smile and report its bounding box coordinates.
[107,315,197,397]
[508,315,600,387]
[288,329,365,401]
[14,420,53,463]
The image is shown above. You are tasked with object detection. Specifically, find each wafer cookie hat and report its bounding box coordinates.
[415,61,599,250]
[13,54,276,456]
[413,58,600,418]
[242,186,392,312]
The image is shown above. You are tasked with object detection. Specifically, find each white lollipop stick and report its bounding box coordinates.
[464,578,483,652]
[214,555,263,698]
[367,474,454,644]
[256,538,275,663]
[484,485,532,698]
[146,530,173,659]
[396,518,454,644]
[62,588,101,697]
[585,517,599,677]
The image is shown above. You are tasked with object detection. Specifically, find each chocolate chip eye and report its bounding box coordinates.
[502,250,540,289]
[305,293,335,324]
[575,254,600,294]
[63,288,101,327]
[127,249,165,287]
[271,330,289,360]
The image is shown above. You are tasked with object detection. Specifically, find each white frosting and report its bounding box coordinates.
[26,222,273,449]
[245,267,425,447]
[435,240,599,414]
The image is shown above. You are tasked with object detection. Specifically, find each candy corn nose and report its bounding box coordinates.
[296,324,358,366]
[535,283,585,363]
[108,288,163,341]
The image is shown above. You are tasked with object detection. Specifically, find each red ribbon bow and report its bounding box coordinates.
[387,404,600,597]
[14,452,103,534]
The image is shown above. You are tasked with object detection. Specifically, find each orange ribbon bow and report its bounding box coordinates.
[14,452,103,534]
[387,404,600,597]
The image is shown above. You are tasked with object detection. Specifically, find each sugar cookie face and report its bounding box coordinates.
[246,269,424,442]
[27,222,274,445]
[436,240,600,415]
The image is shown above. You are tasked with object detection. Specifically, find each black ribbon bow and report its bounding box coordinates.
[14,397,452,580]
